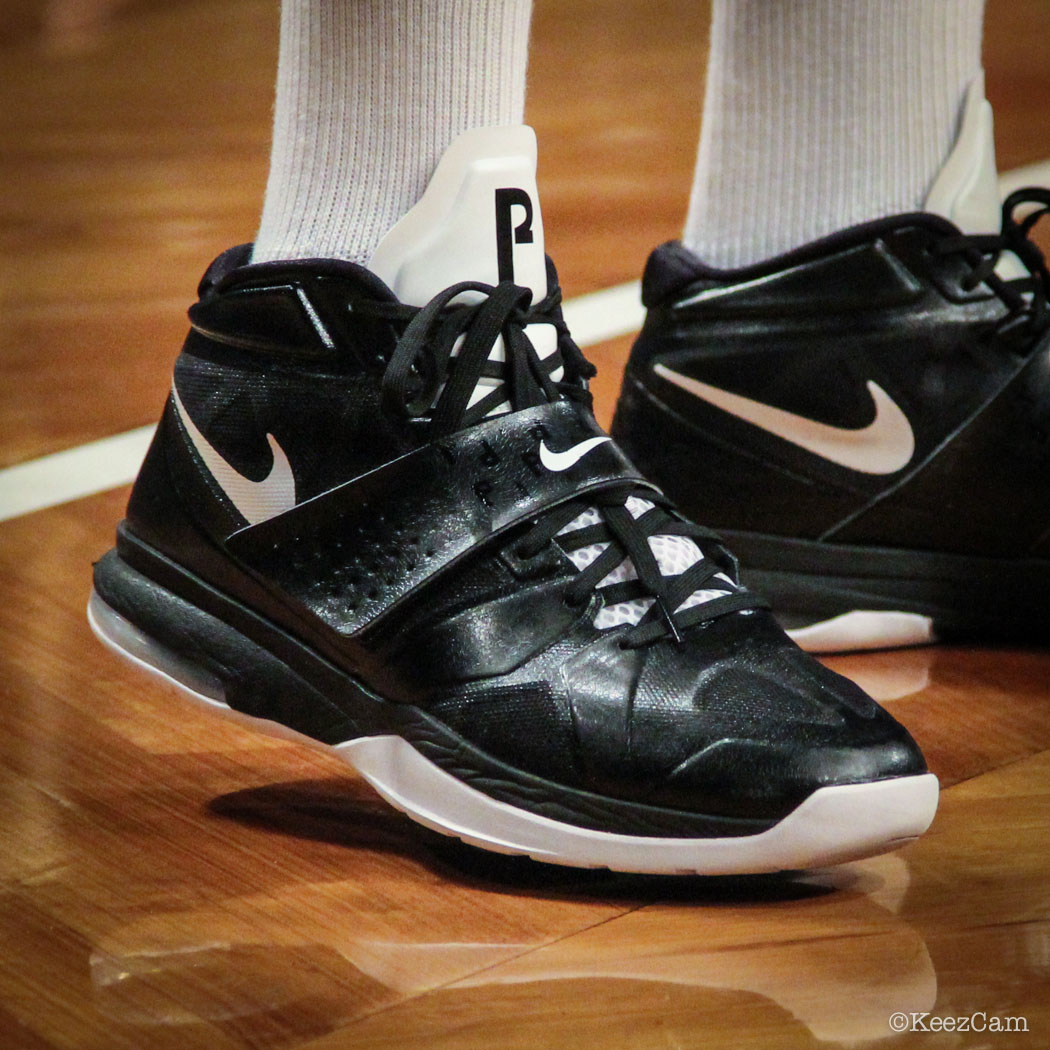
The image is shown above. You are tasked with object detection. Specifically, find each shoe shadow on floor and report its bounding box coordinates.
[208,777,844,904]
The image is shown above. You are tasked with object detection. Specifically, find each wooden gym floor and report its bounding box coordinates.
[3,1,1050,1047]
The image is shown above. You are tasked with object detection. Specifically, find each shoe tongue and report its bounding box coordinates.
[369,125,548,306]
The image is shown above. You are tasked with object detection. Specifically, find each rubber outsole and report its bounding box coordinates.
[88,590,939,875]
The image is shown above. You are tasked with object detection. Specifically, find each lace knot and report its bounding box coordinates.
[936,188,1050,344]
[357,271,764,647]
[367,276,592,435]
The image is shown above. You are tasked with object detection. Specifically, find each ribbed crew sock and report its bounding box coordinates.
[683,0,986,268]
[252,0,533,265]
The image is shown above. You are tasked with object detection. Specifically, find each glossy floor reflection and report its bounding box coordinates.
[87,854,935,1046]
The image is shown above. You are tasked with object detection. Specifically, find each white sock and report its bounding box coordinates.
[683,0,987,269]
[252,0,533,266]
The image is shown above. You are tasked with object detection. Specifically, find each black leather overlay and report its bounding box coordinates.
[226,401,655,636]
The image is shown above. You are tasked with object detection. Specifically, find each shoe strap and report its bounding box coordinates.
[226,401,655,635]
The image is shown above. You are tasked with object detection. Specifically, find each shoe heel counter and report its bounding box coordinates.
[119,389,267,615]
[124,394,197,549]
[125,389,241,559]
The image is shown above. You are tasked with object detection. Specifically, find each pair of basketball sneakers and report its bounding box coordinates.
[90,83,1050,875]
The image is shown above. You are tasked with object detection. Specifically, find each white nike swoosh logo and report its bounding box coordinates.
[538,436,611,472]
[170,384,296,524]
[653,364,915,475]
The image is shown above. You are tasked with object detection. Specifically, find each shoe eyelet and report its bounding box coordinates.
[480,440,500,467]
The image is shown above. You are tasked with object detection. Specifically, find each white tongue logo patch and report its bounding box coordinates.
[368,125,561,419]
[367,125,548,304]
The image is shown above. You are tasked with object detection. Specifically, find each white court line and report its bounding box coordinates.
[2,159,1049,524]
[998,157,1050,197]
[0,281,645,523]
[0,426,157,522]
[562,279,644,346]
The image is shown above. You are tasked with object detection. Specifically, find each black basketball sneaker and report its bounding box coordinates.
[613,77,1050,652]
[89,126,936,874]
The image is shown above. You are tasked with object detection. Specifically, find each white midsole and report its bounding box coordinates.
[88,591,939,875]
[788,610,936,654]
[340,735,938,874]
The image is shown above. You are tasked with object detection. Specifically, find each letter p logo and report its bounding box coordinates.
[494,187,534,283]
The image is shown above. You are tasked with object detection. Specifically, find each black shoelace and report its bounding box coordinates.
[356,277,765,647]
[930,187,1050,342]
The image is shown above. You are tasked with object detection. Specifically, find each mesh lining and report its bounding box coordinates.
[557,496,736,630]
